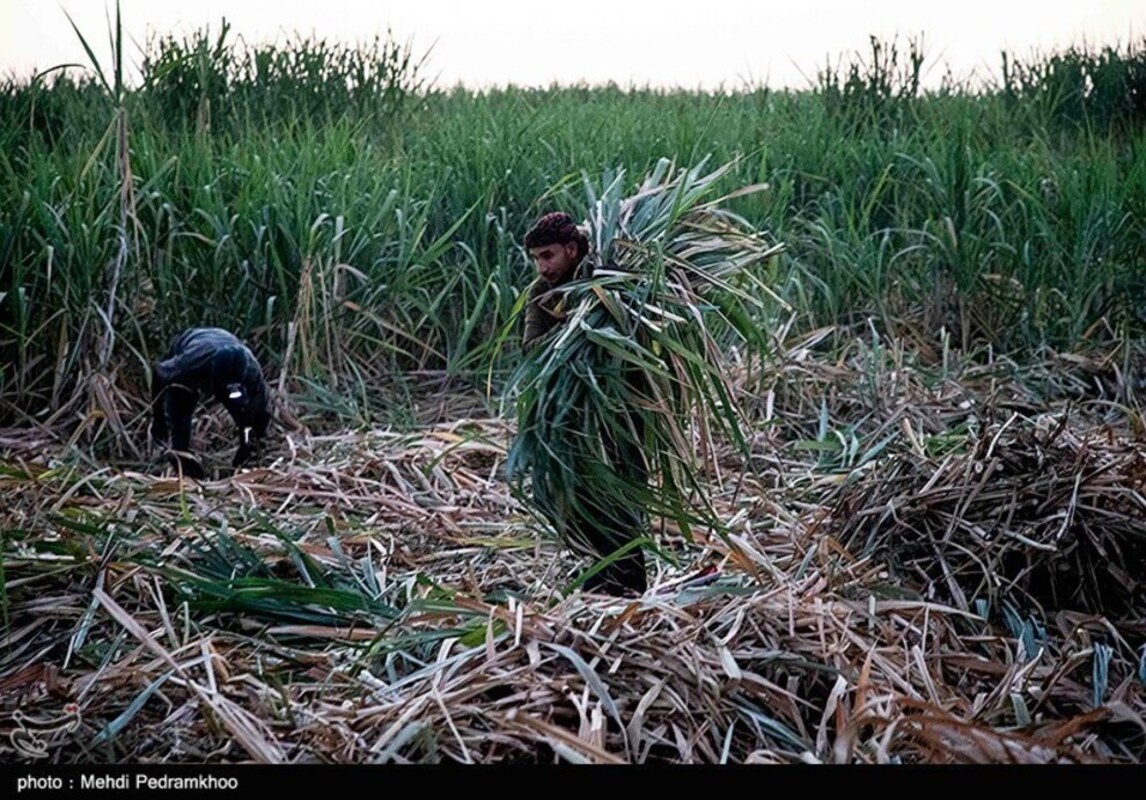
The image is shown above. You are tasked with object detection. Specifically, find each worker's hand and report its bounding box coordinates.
[232,434,255,469]
[149,417,167,444]
[169,452,205,480]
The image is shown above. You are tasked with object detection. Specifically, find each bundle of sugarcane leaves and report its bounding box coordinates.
[506,158,785,580]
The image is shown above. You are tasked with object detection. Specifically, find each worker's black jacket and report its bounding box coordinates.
[150,327,270,476]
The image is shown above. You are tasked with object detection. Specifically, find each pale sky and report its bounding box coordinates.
[2,0,1144,90]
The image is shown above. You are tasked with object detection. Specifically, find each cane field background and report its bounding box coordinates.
[1,13,1146,764]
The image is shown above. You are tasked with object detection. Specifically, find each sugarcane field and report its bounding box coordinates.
[2,8,1146,766]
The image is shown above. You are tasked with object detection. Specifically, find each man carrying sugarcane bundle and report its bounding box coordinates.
[517,211,651,596]
[507,160,786,599]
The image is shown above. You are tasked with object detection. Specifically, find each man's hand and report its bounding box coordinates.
[232,430,255,469]
[149,417,167,444]
[169,452,205,480]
